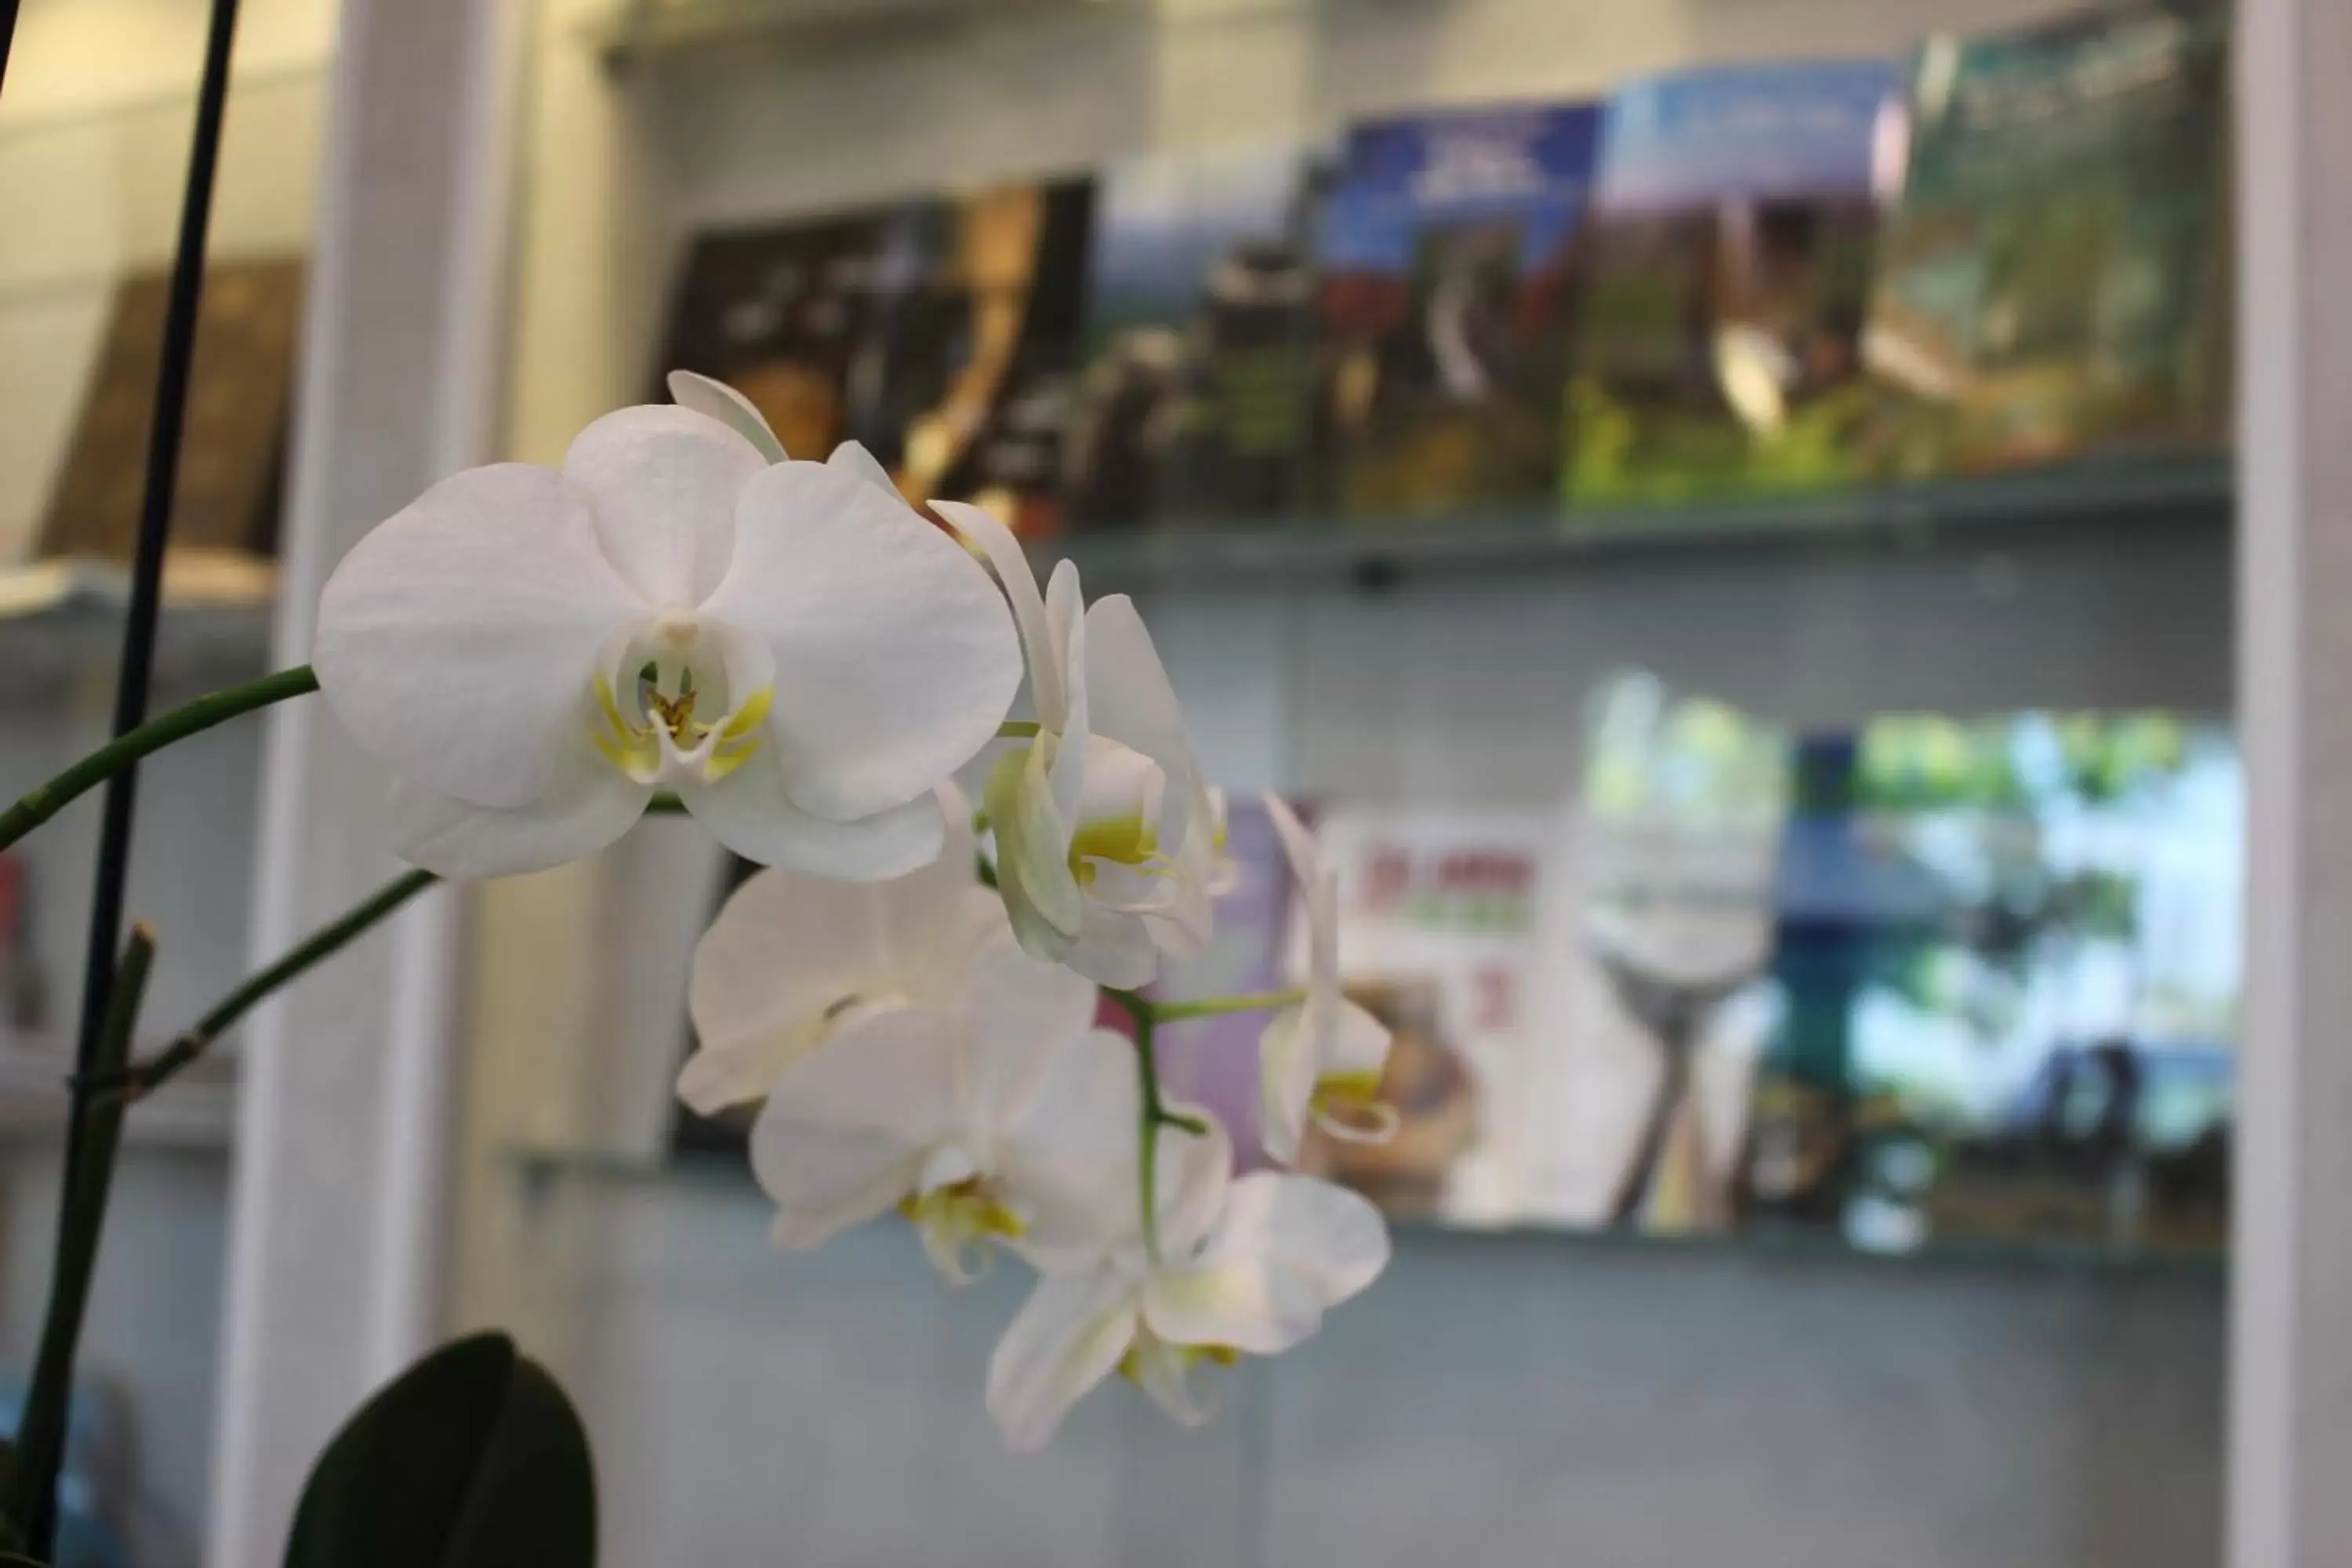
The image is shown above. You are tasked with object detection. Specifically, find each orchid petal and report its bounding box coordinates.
[1083,859,1181,917]
[1127,1337,1216,1428]
[1210,1171,1392,1303]
[383,747,649,880]
[1142,1254,1325,1356]
[565,404,767,608]
[1147,779,1223,954]
[707,461,1021,822]
[1142,1172,1386,1353]
[1309,868,1341,996]
[999,1029,1143,1272]
[985,743,1084,947]
[1263,792,1318,888]
[1068,736,1164,868]
[313,463,643,811]
[987,1272,1138,1452]
[681,808,1001,1114]
[1154,1105,1233,1258]
[749,1005,962,1247]
[1082,594,1198,854]
[681,743,947,878]
[959,934,1105,1131]
[826,439,897,495]
[1327,996,1394,1082]
[1256,1007,1318,1167]
[1201,787,1242,896]
[666,369,788,463]
[1047,579,1091,826]
[1045,559,1084,699]
[1058,907,1161,990]
[1043,1097,1227,1260]
[935,499,1063,732]
[753,1124,930,1251]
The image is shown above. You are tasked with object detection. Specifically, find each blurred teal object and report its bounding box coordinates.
[0,1379,132,1568]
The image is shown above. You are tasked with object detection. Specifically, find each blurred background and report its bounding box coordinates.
[0,0,2246,1563]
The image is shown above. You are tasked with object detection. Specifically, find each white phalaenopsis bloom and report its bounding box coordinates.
[986,1112,1390,1450]
[312,390,1020,880]
[680,789,1003,1114]
[940,500,1216,988]
[1258,793,1397,1165]
[748,927,1141,1284]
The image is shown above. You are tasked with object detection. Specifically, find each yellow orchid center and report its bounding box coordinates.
[1311,1069,1399,1142]
[1118,1341,1240,1383]
[899,1178,1028,1246]
[1067,809,1158,886]
[587,620,773,787]
[1315,1068,1385,1106]
[1061,736,1179,894]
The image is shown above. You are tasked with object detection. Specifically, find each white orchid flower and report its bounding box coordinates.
[747,927,1140,1284]
[985,1110,1390,1450]
[680,786,1004,1115]
[1259,793,1396,1165]
[312,391,1021,880]
[938,500,1215,988]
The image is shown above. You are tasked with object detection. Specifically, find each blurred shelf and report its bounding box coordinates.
[503,1142,2224,1279]
[0,1036,236,1152]
[593,0,1456,60]
[0,554,278,691]
[1033,457,2235,597]
[595,0,1150,64]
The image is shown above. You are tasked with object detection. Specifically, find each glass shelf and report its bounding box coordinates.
[0,1036,237,1151]
[1031,456,2234,595]
[502,1141,2226,1279]
[0,554,278,688]
[587,0,1382,66]
[594,0,1149,64]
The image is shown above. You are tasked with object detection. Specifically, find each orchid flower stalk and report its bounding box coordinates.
[0,366,1396,1494]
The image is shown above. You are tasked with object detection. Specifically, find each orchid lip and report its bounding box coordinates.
[587,612,775,788]
[902,1171,1029,1284]
[1118,1332,1240,1384]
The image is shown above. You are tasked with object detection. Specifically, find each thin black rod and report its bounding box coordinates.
[58,0,244,1307]
[16,929,154,1551]
[0,0,22,102]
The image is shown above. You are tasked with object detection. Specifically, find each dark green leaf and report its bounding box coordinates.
[282,1332,594,1568]
[0,1436,19,1546]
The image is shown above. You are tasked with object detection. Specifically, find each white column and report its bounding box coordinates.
[206,0,521,1561]
[2231,0,2352,1562]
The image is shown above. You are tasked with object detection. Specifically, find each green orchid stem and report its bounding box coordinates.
[12,927,152,1541]
[0,665,318,855]
[1103,988,1218,1261]
[1131,1005,1165,1262]
[1145,989,1307,1024]
[996,720,1040,739]
[88,868,439,1105]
